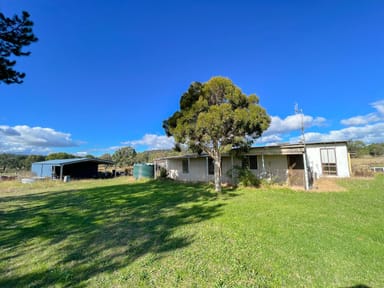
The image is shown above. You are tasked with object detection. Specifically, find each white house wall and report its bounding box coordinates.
[167,155,291,184]
[166,158,207,182]
[306,143,350,178]
[166,157,239,184]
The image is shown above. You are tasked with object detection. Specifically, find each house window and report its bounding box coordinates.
[321,148,337,175]
[242,156,258,170]
[249,156,258,170]
[208,158,214,175]
[182,159,189,173]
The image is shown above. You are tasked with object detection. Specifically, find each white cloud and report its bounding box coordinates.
[340,113,380,126]
[372,100,384,115]
[260,101,384,145]
[0,126,20,136]
[264,114,326,135]
[257,134,283,144]
[0,125,79,154]
[123,134,175,150]
[289,122,384,144]
[341,99,384,126]
[74,151,88,157]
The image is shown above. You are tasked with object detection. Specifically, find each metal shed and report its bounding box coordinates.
[31,158,113,180]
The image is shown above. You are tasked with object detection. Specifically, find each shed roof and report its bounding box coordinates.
[33,158,113,166]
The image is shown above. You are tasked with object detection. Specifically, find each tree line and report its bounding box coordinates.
[0,148,182,173]
[2,141,383,173]
[347,141,384,157]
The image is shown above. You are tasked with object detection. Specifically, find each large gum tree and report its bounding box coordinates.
[163,76,271,193]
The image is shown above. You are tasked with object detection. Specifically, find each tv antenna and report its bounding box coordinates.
[295,103,305,144]
[295,103,309,190]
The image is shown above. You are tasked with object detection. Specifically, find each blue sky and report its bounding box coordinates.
[1,0,383,156]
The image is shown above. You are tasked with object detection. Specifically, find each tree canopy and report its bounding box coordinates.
[112,147,137,168]
[163,76,271,192]
[46,152,76,160]
[0,11,38,84]
[347,140,384,157]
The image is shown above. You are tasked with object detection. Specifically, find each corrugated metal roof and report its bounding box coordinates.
[33,158,113,166]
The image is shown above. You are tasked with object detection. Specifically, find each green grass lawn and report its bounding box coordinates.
[0,176,383,287]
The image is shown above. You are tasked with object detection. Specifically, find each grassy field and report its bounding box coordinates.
[0,176,383,287]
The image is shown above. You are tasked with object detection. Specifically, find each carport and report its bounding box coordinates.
[31,158,113,180]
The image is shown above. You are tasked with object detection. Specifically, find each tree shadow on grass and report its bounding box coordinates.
[0,179,223,287]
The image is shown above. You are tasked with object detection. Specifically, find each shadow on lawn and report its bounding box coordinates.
[0,179,223,287]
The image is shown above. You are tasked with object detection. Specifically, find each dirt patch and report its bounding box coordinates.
[310,178,347,192]
[290,177,347,192]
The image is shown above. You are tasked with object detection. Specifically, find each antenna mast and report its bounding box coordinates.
[295,103,305,144]
[295,103,309,190]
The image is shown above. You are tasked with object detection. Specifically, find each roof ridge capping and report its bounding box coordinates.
[33,157,114,165]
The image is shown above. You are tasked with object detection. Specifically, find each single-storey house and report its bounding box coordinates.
[154,141,351,189]
[31,158,113,180]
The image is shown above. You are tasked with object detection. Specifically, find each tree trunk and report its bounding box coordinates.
[213,153,222,193]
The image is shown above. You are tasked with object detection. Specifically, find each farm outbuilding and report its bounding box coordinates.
[31,158,113,180]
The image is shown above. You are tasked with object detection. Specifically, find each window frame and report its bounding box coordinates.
[242,155,258,170]
[320,148,338,176]
[248,155,258,170]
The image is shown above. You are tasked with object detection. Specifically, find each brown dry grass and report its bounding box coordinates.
[351,156,384,176]
[311,177,347,192]
[351,156,384,166]
[289,177,347,192]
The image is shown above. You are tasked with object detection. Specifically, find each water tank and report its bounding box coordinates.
[133,163,154,180]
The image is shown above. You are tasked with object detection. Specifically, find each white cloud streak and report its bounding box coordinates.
[261,100,384,145]
[288,122,384,144]
[263,113,326,136]
[340,113,380,126]
[123,134,174,150]
[0,125,79,154]
[372,100,384,115]
[341,99,384,126]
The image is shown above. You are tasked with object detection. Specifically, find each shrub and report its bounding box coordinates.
[228,165,261,187]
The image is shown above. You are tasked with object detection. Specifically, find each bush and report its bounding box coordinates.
[228,165,261,187]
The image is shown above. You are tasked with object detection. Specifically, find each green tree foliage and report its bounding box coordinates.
[134,151,150,164]
[24,155,45,169]
[0,11,38,84]
[100,153,113,162]
[347,140,384,157]
[163,76,271,193]
[368,143,384,157]
[46,152,76,160]
[347,140,367,157]
[112,147,137,168]
[0,154,18,172]
[135,150,183,164]
[227,165,261,187]
[0,153,44,172]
